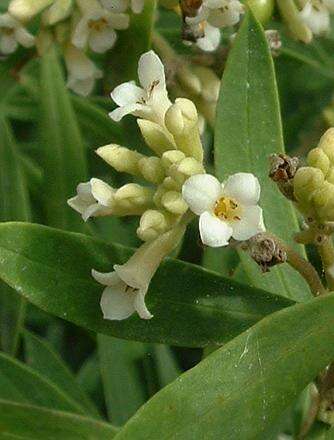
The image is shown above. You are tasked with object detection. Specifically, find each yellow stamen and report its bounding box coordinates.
[214,197,242,221]
[88,18,108,32]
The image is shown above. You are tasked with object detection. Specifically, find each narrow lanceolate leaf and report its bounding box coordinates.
[0,400,118,440]
[98,335,149,426]
[0,222,293,347]
[39,46,88,231]
[0,118,31,355]
[0,353,87,414]
[213,11,310,302]
[24,331,100,417]
[152,345,181,389]
[114,293,334,440]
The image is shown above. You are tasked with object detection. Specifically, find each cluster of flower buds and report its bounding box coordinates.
[1,0,144,96]
[293,129,334,223]
[69,50,266,321]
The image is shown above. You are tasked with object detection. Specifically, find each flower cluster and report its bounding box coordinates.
[299,0,334,37]
[293,128,334,222]
[2,0,144,96]
[69,50,265,321]
[183,0,244,51]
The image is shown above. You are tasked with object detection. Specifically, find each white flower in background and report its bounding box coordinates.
[67,178,114,221]
[299,0,331,35]
[0,13,34,54]
[109,50,172,126]
[65,45,102,96]
[101,0,144,14]
[92,226,185,320]
[196,22,221,52]
[182,173,265,247]
[72,6,129,53]
[187,0,244,28]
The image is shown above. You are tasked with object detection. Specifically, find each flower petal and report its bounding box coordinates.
[90,178,114,206]
[232,205,265,241]
[89,27,117,53]
[106,12,129,29]
[92,269,121,286]
[72,18,89,49]
[223,172,260,206]
[196,23,220,52]
[131,0,144,13]
[299,1,330,35]
[67,195,89,215]
[111,81,145,106]
[109,103,143,121]
[138,50,166,92]
[14,27,35,48]
[100,285,135,320]
[182,174,221,215]
[134,290,153,319]
[0,34,17,54]
[199,211,233,247]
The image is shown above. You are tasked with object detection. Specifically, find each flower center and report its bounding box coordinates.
[88,18,108,32]
[1,27,14,36]
[214,197,242,221]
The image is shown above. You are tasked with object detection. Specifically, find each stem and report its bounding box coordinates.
[317,237,334,291]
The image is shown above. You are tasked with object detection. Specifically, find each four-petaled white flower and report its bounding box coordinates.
[109,50,172,126]
[182,173,265,247]
[299,0,334,35]
[67,178,114,221]
[72,7,129,53]
[101,0,144,14]
[188,0,244,28]
[0,13,34,54]
[65,45,102,96]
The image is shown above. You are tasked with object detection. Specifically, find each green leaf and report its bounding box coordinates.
[98,335,148,426]
[24,330,100,417]
[0,399,118,439]
[39,46,88,231]
[213,11,309,302]
[151,345,181,389]
[114,293,334,440]
[0,222,293,347]
[0,117,31,355]
[0,353,87,414]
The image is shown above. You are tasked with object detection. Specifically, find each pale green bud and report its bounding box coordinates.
[9,0,53,21]
[137,119,176,156]
[43,0,73,26]
[293,167,324,205]
[177,65,202,97]
[162,176,181,191]
[137,209,171,242]
[138,157,165,185]
[161,150,186,170]
[165,98,203,163]
[96,145,143,177]
[312,182,334,221]
[153,186,168,208]
[114,184,154,213]
[276,0,312,43]
[168,157,204,185]
[326,168,334,184]
[307,147,330,176]
[319,128,334,163]
[161,191,188,215]
[191,66,220,103]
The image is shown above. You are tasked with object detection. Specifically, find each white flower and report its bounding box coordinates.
[67,178,114,221]
[196,22,221,52]
[299,0,330,35]
[109,50,172,126]
[72,6,129,53]
[182,173,265,247]
[92,226,185,320]
[101,0,144,14]
[187,0,244,28]
[0,13,34,54]
[65,45,102,96]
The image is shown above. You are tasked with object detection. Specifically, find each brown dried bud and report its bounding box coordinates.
[180,0,203,17]
[245,233,287,273]
[269,153,300,201]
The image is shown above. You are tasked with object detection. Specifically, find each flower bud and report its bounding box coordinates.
[191,66,220,103]
[9,0,53,21]
[312,182,334,221]
[164,98,203,162]
[137,119,176,156]
[96,145,143,177]
[177,65,202,97]
[162,176,181,191]
[138,157,165,185]
[307,147,330,176]
[319,128,334,163]
[161,150,186,170]
[326,168,334,184]
[161,190,188,215]
[294,167,325,206]
[114,184,154,213]
[168,157,204,185]
[137,209,172,242]
[246,0,274,24]
[42,0,73,25]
